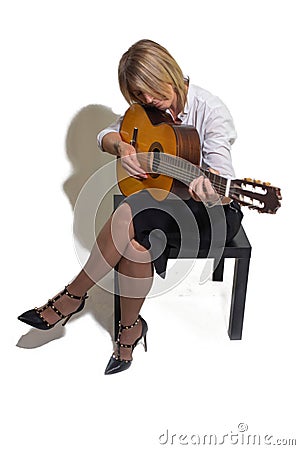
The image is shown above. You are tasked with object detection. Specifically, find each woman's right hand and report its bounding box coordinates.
[117,141,148,180]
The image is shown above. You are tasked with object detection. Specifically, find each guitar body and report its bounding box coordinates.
[118,103,200,200]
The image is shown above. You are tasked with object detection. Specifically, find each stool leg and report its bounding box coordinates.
[213,257,225,282]
[228,257,250,340]
[114,265,121,341]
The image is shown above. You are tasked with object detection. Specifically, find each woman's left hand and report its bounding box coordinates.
[189,168,220,204]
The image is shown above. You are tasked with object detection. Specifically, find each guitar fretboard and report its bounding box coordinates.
[150,152,229,197]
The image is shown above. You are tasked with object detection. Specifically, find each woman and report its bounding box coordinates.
[18,39,243,375]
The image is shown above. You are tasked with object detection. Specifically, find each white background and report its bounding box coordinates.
[1,1,299,449]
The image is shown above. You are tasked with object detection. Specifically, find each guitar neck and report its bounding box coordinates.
[152,152,230,197]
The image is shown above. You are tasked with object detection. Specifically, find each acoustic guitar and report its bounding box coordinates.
[117,103,282,214]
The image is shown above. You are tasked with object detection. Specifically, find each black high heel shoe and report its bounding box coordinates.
[104,315,148,375]
[18,286,88,330]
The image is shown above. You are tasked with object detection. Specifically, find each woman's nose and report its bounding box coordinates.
[143,93,154,104]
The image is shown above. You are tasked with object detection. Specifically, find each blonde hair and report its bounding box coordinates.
[118,39,187,112]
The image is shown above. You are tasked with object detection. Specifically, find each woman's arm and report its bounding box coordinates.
[101,131,123,156]
[102,132,148,180]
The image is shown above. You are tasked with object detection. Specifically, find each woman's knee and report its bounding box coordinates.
[122,238,152,264]
[110,203,135,245]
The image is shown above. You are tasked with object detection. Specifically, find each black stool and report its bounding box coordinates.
[113,195,251,341]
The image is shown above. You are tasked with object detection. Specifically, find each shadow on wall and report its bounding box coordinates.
[63,104,121,338]
[64,104,120,229]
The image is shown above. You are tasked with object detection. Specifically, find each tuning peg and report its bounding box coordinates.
[244,177,253,182]
[263,181,271,186]
[254,179,262,184]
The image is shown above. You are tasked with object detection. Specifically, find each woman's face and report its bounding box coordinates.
[133,84,177,111]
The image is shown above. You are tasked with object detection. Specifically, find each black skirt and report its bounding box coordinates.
[122,190,243,278]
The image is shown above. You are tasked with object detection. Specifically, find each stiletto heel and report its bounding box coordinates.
[61,305,85,326]
[104,315,148,375]
[18,286,88,330]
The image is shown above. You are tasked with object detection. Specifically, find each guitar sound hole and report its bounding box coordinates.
[149,143,163,179]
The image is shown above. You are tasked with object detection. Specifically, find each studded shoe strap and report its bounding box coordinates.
[63,286,89,301]
[114,315,141,362]
[35,286,88,327]
[118,315,140,332]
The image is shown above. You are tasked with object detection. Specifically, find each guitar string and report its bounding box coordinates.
[137,153,224,186]
[149,154,269,199]
[133,152,277,210]
[142,158,229,196]
[137,153,230,196]
[126,153,256,207]
[153,158,245,198]
[137,152,223,185]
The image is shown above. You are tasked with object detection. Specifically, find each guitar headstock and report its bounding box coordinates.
[230,178,282,214]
